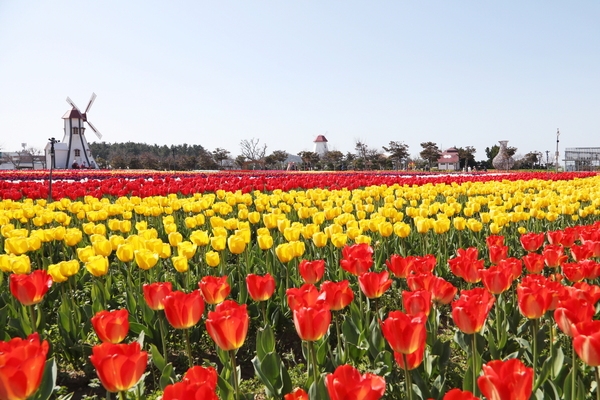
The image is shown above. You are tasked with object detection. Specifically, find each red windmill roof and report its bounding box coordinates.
[314,135,328,142]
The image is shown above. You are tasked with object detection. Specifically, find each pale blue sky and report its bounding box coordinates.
[1,1,599,162]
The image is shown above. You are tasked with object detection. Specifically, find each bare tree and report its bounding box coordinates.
[240,138,267,162]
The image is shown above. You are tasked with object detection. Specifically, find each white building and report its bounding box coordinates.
[313,135,329,156]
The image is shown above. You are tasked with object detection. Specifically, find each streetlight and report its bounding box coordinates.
[555,129,560,173]
[545,150,550,171]
[48,137,58,202]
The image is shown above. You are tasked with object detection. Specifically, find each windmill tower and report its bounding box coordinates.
[46,93,102,169]
[313,134,329,156]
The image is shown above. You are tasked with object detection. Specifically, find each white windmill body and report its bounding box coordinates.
[313,134,329,156]
[45,93,102,169]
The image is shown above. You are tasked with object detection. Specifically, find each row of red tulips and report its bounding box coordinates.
[1,170,596,200]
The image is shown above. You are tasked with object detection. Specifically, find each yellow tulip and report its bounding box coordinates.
[415,217,432,234]
[85,255,109,277]
[26,236,42,252]
[135,220,148,232]
[237,208,249,220]
[452,217,466,231]
[212,227,228,238]
[172,255,189,273]
[48,263,68,283]
[1,223,15,238]
[206,251,220,267]
[116,243,135,262]
[51,226,66,241]
[190,230,210,246]
[263,213,278,229]
[354,235,372,245]
[59,260,80,277]
[77,246,96,263]
[393,222,411,238]
[275,243,295,263]
[211,235,227,251]
[489,222,502,235]
[10,254,31,274]
[291,241,305,258]
[168,231,183,247]
[227,234,246,255]
[257,234,273,250]
[248,211,261,224]
[467,218,483,233]
[177,241,198,259]
[432,218,450,235]
[92,237,113,257]
[283,226,301,242]
[331,232,348,248]
[109,235,125,250]
[518,226,527,235]
[164,223,177,234]
[4,237,29,255]
[312,231,328,248]
[185,217,198,229]
[0,254,11,272]
[108,219,121,231]
[119,220,132,233]
[135,249,159,270]
[159,243,172,259]
[377,221,394,237]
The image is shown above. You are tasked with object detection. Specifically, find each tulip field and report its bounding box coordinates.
[2,169,600,400]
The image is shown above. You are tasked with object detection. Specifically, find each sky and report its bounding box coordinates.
[1,1,599,162]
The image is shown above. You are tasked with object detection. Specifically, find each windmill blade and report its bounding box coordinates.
[84,93,97,114]
[86,120,103,139]
[66,96,81,113]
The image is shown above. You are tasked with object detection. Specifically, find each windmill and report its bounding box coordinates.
[60,93,102,169]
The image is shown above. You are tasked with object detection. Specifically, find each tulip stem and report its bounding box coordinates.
[229,349,241,400]
[184,328,193,367]
[572,342,577,400]
[159,311,168,361]
[308,340,319,387]
[28,305,37,333]
[472,333,478,397]
[594,367,600,400]
[532,318,539,387]
[119,391,126,400]
[261,301,268,327]
[402,353,413,400]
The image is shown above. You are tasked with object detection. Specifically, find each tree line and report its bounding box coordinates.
[83,139,548,171]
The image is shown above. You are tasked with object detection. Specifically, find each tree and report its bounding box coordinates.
[297,151,320,170]
[354,140,368,159]
[234,155,247,169]
[419,142,442,169]
[264,150,289,170]
[456,146,477,169]
[212,148,231,168]
[321,150,344,170]
[382,141,410,169]
[240,138,267,162]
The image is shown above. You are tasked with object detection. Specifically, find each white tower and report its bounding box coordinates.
[313,135,329,156]
[46,93,102,169]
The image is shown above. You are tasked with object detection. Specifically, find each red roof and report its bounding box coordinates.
[438,151,459,163]
[62,108,84,119]
[314,135,328,142]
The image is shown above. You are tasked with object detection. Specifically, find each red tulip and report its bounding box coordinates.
[206,300,249,351]
[517,275,554,319]
[448,248,484,284]
[443,388,480,400]
[325,364,386,400]
[320,280,354,311]
[91,309,129,344]
[560,226,580,247]
[9,270,53,306]
[358,271,393,299]
[585,240,600,258]
[292,300,331,342]
[547,229,564,246]
[572,320,600,366]
[542,244,568,268]
[451,288,495,334]
[381,311,427,354]
[570,243,594,262]
[488,245,509,265]
[479,264,514,295]
[163,290,205,329]
[498,257,523,280]
[90,342,148,393]
[385,254,416,278]
[246,273,276,302]
[393,344,425,370]
[562,261,589,282]
[402,289,432,317]
[520,232,545,252]
[410,254,437,274]
[143,281,173,310]
[486,235,505,248]
[286,283,321,310]
[522,252,545,274]
[573,282,600,304]
[199,275,230,305]
[477,358,533,400]
[298,259,325,284]
[284,388,309,400]
[340,243,374,275]
[429,276,458,305]
[0,333,49,400]
[583,260,600,280]
[162,365,219,400]
[554,297,595,337]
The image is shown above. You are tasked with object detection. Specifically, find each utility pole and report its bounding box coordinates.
[48,137,58,202]
[555,129,560,173]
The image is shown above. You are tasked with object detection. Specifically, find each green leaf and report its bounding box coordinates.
[252,355,278,396]
[256,325,275,360]
[551,346,564,379]
[159,363,176,390]
[150,343,166,372]
[129,321,153,340]
[217,372,235,400]
[30,358,56,400]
